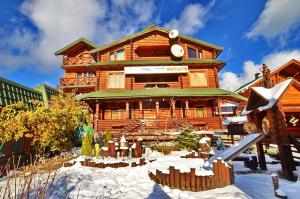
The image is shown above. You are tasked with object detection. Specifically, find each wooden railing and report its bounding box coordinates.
[133,82,181,89]
[59,77,97,87]
[62,56,95,65]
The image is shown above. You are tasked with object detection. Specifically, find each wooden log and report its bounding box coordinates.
[195,175,202,191]
[219,161,226,187]
[169,166,175,188]
[174,169,180,189]
[224,163,230,185]
[201,175,206,191]
[185,171,191,191]
[108,141,116,157]
[229,163,234,184]
[180,172,186,190]
[190,168,196,191]
[213,160,219,187]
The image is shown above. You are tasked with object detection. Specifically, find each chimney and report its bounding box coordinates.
[255,73,260,79]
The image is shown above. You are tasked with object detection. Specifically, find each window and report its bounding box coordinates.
[109,52,115,61]
[188,47,197,58]
[77,73,83,78]
[116,49,125,60]
[198,51,202,59]
[111,109,120,119]
[190,71,208,87]
[196,107,207,117]
[107,72,125,88]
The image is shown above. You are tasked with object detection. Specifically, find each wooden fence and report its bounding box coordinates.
[148,159,233,192]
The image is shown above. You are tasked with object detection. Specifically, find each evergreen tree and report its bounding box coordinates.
[176,126,199,151]
[103,130,112,147]
[81,132,93,156]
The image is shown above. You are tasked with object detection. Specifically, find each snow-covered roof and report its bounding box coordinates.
[223,116,247,125]
[243,78,293,114]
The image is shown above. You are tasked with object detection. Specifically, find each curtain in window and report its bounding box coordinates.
[108,73,125,88]
[116,49,125,60]
[190,72,207,86]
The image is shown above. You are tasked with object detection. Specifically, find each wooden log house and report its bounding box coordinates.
[55,25,246,136]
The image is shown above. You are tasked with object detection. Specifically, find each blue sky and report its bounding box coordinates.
[0,0,300,91]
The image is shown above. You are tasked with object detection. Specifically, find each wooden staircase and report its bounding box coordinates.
[114,119,145,139]
[289,135,300,164]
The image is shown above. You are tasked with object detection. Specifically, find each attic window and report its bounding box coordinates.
[116,49,125,60]
[188,47,197,58]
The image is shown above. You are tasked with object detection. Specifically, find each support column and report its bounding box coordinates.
[139,101,143,119]
[94,101,100,134]
[171,100,175,117]
[185,100,189,118]
[156,101,159,118]
[256,143,267,170]
[126,101,130,119]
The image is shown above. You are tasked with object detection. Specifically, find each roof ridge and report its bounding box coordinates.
[55,37,99,55]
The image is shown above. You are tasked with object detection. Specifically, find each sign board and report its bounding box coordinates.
[124,66,188,74]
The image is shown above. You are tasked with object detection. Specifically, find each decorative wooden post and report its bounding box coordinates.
[256,143,267,170]
[185,100,189,118]
[134,138,143,157]
[94,101,100,133]
[108,141,116,157]
[156,101,159,118]
[126,101,130,119]
[171,100,176,118]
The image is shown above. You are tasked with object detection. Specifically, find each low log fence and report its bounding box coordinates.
[148,159,233,192]
[78,158,146,169]
[180,151,211,159]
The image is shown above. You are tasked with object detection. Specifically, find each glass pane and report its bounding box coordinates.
[198,51,202,59]
[109,52,115,61]
[188,47,197,58]
[116,49,125,60]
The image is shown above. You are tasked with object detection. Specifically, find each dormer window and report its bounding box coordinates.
[188,47,197,58]
[198,50,202,59]
[109,48,125,61]
[109,52,115,61]
[116,49,125,60]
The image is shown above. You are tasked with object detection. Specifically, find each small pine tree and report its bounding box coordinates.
[103,130,112,147]
[176,126,199,151]
[95,143,100,158]
[81,133,93,156]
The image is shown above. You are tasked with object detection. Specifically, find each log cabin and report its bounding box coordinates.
[55,25,246,136]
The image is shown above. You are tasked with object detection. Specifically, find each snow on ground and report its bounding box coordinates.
[233,154,300,199]
[47,150,249,199]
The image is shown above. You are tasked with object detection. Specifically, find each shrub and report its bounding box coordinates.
[175,126,199,151]
[81,133,93,156]
[95,143,100,158]
[150,142,181,155]
[265,146,280,160]
[103,130,112,147]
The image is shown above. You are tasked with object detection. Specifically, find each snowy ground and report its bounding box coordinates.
[1,149,299,199]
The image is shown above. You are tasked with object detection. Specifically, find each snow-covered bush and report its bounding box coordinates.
[265,146,279,160]
[150,142,181,154]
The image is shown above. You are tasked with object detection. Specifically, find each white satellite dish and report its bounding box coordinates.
[171,44,184,58]
[169,29,179,39]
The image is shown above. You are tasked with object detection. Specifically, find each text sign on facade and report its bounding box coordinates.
[124,66,188,74]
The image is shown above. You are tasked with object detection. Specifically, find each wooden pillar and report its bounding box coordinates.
[156,101,159,118]
[214,66,219,88]
[256,143,267,170]
[185,100,189,118]
[94,101,100,133]
[179,75,183,89]
[171,100,175,117]
[126,101,130,119]
[139,101,143,119]
[278,144,295,180]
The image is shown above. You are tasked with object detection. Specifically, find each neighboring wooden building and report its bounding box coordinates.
[236,59,300,98]
[55,25,246,136]
[0,77,58,156]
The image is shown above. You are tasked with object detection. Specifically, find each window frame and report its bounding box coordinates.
[189,70,208,87]
[107,71,125,89]
[187,47,197,59]
[108,48,125,61]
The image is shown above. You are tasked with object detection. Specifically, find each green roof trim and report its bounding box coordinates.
[55,37,99,55]
[34,84,59,106]
[90,25,223,54]
[0,76,41,95]
[63,59,225,68]
[76,88,247,101]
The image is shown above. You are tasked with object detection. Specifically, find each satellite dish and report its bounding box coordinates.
[169,29,179,39]
[171,44,184,58]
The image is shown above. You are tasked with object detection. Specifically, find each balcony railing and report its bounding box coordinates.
[60,77,97,87]
[62,56,95,65]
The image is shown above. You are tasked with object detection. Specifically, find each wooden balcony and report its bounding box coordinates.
[62,56,95,65]
[59,77,97,87]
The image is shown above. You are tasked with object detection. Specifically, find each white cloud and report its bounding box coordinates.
[164,1,215,35]
[246,0,300,41]
[0,0,157,73]
[220,50,300,91]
